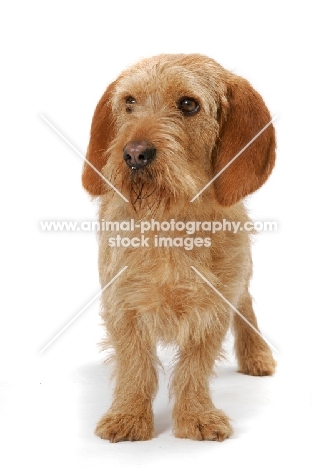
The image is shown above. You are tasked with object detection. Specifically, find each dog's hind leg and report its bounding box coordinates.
[233,290,276,376]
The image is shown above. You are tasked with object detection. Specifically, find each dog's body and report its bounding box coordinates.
[82,54,276,442]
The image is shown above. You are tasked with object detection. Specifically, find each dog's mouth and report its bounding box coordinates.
[130,165,146,171]
[129,161,150,170]
[121,140,157,203]
[129,167,157,201]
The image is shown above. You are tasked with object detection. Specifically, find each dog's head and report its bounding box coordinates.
[82,54,275,208]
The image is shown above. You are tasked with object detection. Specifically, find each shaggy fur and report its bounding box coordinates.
[82,54,276,442]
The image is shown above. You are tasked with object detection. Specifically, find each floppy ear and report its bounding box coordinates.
[212,75,276,206]
[82,81,117,196]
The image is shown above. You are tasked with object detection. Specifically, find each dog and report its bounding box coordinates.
[82,54,276,442]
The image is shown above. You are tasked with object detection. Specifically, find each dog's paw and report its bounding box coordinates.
[95,411,154,442]
[238,351,276,376]
[173,409,232,441]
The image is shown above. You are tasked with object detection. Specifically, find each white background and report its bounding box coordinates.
[1,1,311,466]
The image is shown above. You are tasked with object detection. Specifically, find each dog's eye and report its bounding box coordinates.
[125,96,136,113]
[126,96,136,104]
[178,97,200,115]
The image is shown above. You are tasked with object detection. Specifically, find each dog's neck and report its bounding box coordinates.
[100,191,246,223]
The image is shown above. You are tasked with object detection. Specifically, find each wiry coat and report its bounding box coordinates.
[82,54,276,442]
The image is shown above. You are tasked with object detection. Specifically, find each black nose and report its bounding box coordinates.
[123,141,156,169]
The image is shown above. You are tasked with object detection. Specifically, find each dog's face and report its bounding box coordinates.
[82,54,275,208]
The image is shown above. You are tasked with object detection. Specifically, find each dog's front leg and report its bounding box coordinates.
[171,338,232,441]
[95,315,158,442]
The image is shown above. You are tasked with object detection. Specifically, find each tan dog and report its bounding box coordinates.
[82,54,276,442]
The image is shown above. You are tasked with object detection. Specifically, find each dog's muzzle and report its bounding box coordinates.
[123,141,156,169]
